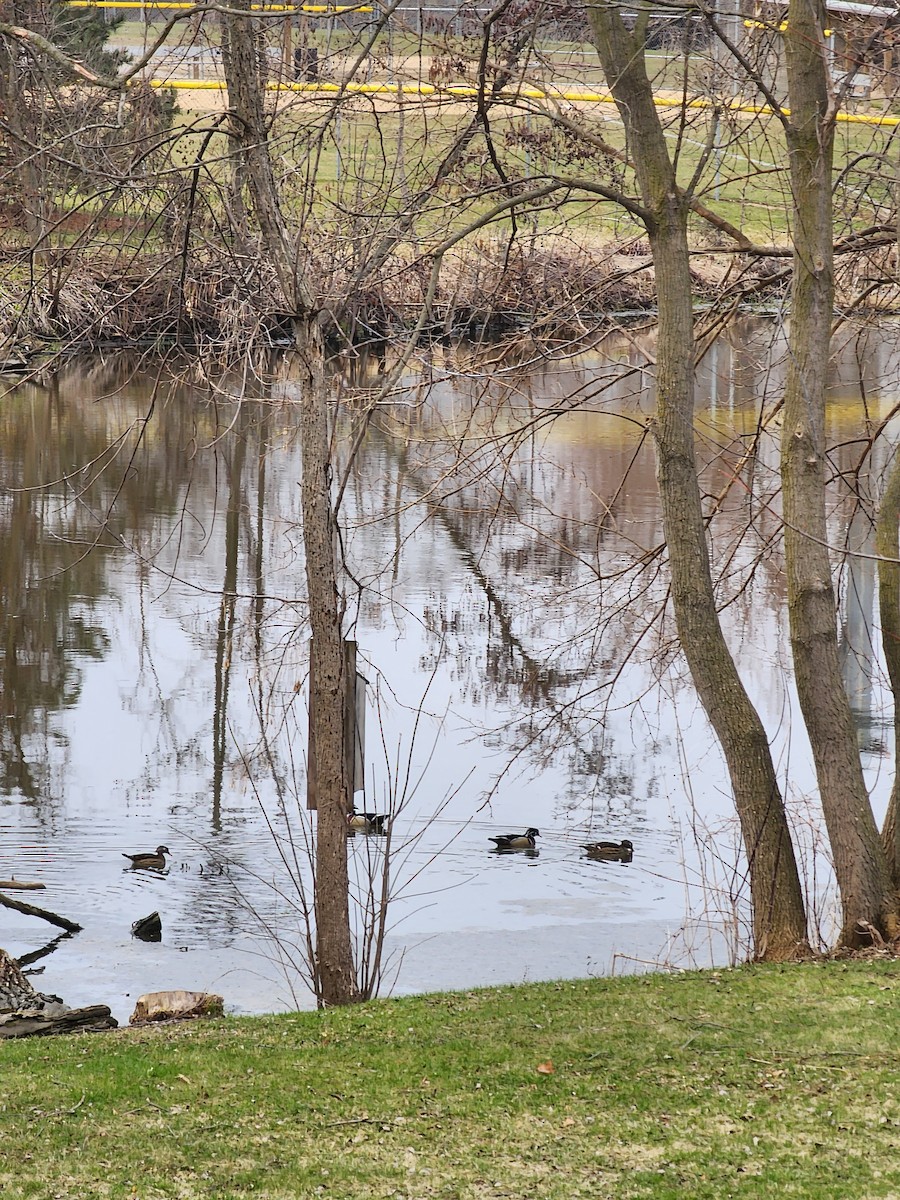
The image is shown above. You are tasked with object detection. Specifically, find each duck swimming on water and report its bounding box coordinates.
[489,827,540,851]
[122,845,171,870]
[347,810,389,835]
[582,839,633,863]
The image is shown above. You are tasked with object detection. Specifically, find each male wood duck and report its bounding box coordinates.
[122,845,171,870]
[582,839,633,863]
[347,810,389,835]
[489,827,540,850]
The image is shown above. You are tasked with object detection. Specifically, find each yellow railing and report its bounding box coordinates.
[62,0,900,127]
[67,2,374,12]
[743,18,833,34]
[147,77,900,126]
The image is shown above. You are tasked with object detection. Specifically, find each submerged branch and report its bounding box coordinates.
[0,891,82,933]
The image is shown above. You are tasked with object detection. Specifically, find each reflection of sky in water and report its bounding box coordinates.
[0,319,898,1019]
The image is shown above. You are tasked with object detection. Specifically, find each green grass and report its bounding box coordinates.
[1,94,892,288]
[8,17,900,262]
[2,961,900,1198]
[150,95,888,252]
[19,11,899,256]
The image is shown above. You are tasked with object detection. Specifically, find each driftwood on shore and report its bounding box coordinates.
[130,990,224,1024]
[0,1003,118,1038]
[0,946,116,1037]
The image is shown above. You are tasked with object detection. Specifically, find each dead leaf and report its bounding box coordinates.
[536,1060,555,1075]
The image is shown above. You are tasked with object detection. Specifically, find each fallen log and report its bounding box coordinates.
[0,946,116,1038]
[0,1004,117,1038]
[0,880,46,890]
[0,891,81,932]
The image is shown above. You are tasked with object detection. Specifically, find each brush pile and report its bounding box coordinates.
[0,235,730,355]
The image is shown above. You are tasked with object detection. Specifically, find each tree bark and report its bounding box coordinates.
[220,13,313,313]
[297,316,358,1007]
[221,13,357,1004]
[587,5,808,959]
[0,943,52,1012]
[781,0,898,945]
[876,450,900,887]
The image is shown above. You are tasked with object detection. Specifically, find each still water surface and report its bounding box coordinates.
[0,320,897,1021]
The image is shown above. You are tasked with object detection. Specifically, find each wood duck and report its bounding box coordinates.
[347,811,389,835]
[582,839,633,863]
[122,845,170,870]
[489,827,540,850]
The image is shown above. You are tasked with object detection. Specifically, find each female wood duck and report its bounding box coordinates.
[122,845,171,870]
[489,827,540,850]
[582,839,633,863]
[347,810,389,835]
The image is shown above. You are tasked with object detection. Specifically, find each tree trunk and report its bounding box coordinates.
[220,13,312,313]
[782,0,898,945]
[876,450,900,887]
[221,13,358,1004]
[298,318,359,1007]
[0,944,51,1012]
[587,5,808,959]
[0,3,48,245]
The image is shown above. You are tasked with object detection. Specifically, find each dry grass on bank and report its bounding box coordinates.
[0,232,773,353]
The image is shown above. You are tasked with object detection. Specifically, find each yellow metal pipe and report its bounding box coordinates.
[64,0,898,127]
[148,77,900,125]
[67,2,373,10]
[743,18,833,34]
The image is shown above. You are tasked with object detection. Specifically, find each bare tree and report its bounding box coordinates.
[219,11,359,1005]
[585,2,808,959]
[780,0,898,944]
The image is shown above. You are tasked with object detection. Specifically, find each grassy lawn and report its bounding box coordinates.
[14,12,892,258]
[4,17,895,272]
[254,99,892,246]
[145,92,886,250]
[1,86,891,309]
[1,961,899,1198]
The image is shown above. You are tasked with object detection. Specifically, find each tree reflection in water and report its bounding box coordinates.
[0,322,896,1006]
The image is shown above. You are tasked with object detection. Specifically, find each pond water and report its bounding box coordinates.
[0,318,897,1022]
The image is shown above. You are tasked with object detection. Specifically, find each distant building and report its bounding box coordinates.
[747,1,900,99]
